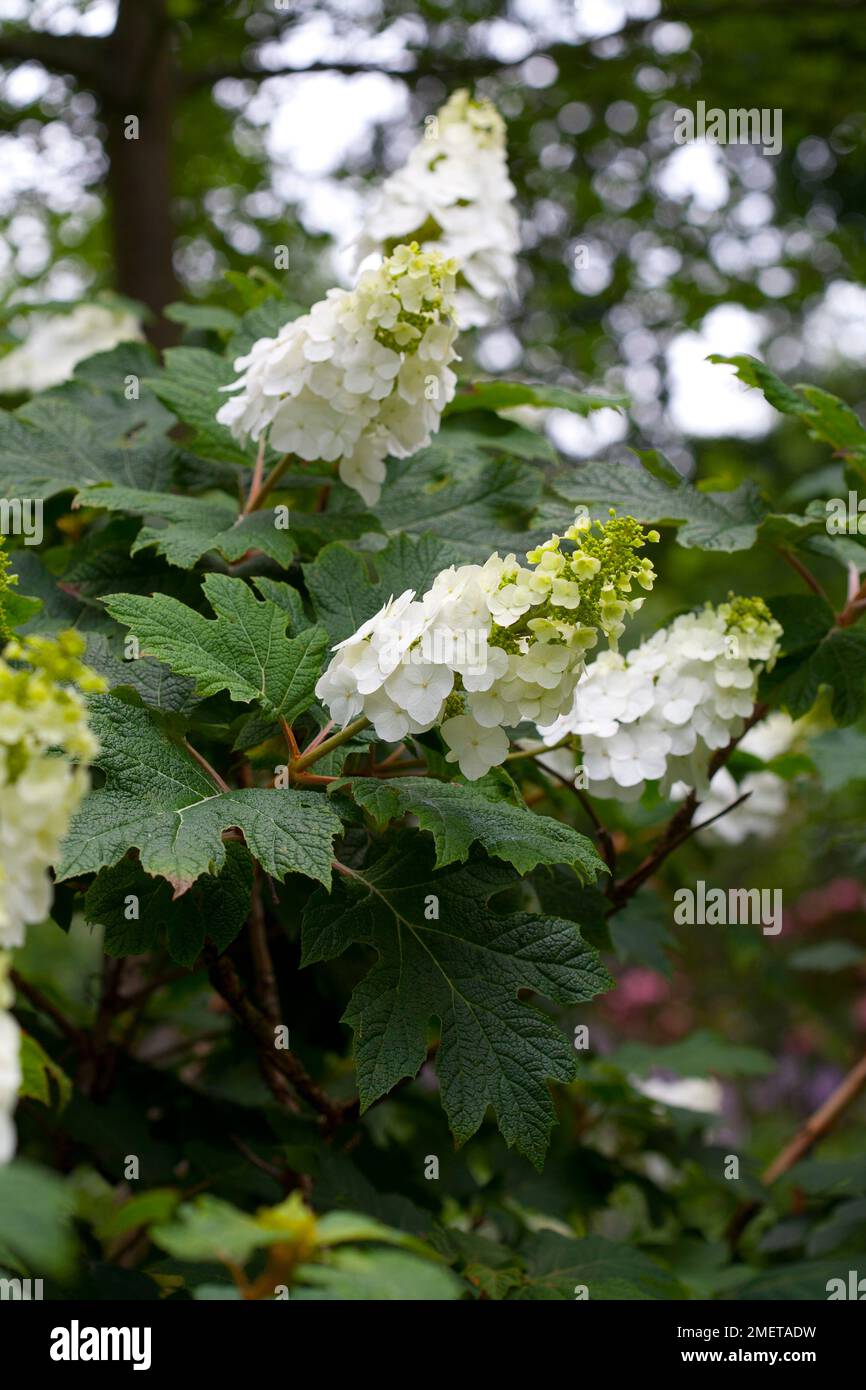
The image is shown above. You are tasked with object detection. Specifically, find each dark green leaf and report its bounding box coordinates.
[302,834,611,1165]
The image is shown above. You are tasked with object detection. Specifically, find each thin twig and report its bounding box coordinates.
[183,739,231,794]
[206,947,344,1128]
[608,704,767,909]
[762,1049,866,1185]
[777,546,829,602]
[246,435,266,512]
[573,787,617,877]
[728,1046,866,1248]
[243,453,293,515]
[301,720,334,756]
[836,574,866,627]
[504,734,569,763]
[247,870,298,1112]
[291,716,370,773]
[10,970,86,1049]
[280,718,300,761]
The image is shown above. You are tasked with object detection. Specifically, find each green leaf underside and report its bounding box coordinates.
[85,843,253,966]
[447,380,629,416]
[709,354,866,475]
[340,776,605,879]
[76,484,297,569]
[57,695,340,894]
[105,574,327,722]
[302,835,612,1166]
[554,459,820,552]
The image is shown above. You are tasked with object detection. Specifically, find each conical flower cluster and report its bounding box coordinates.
[315,514,658,779]
[218,243,459,506]
[353,90,520,328]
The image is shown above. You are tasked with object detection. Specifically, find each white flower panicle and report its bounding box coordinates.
[0,953,20,1165]
[539,596,783,800]
[217,243,459,507]
[352,90,520,329]
[315,513,659,780]
[0,303,143,396]
[0,631,104,950]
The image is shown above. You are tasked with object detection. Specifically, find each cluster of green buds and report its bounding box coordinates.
[365,242,459,355]
[488,511,660,652]
[717,594,783,663]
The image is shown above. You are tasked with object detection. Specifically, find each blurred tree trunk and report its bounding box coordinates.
[103,0,180,347]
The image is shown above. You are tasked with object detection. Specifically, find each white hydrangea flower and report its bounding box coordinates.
[0,303,143,395]
[352,90,520,329]
[217,244,459,506]
[315,513,658,780]
[687,711,800,845]
[0,953,20,1165]
[540,597,782,801]
[0,632,103,950]
[440,716,510,781]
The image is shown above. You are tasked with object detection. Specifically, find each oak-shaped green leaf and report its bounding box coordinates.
[372,443,547,560]
[340,775,605,880]
[57,695,340,894]
[76,484,297,570]
[105,574,327,723]
[301,834,612,1166]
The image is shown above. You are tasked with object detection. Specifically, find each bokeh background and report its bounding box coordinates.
[2,0,865,460]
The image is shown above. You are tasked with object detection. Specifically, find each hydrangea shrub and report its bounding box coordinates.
[0,91,864,1305]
